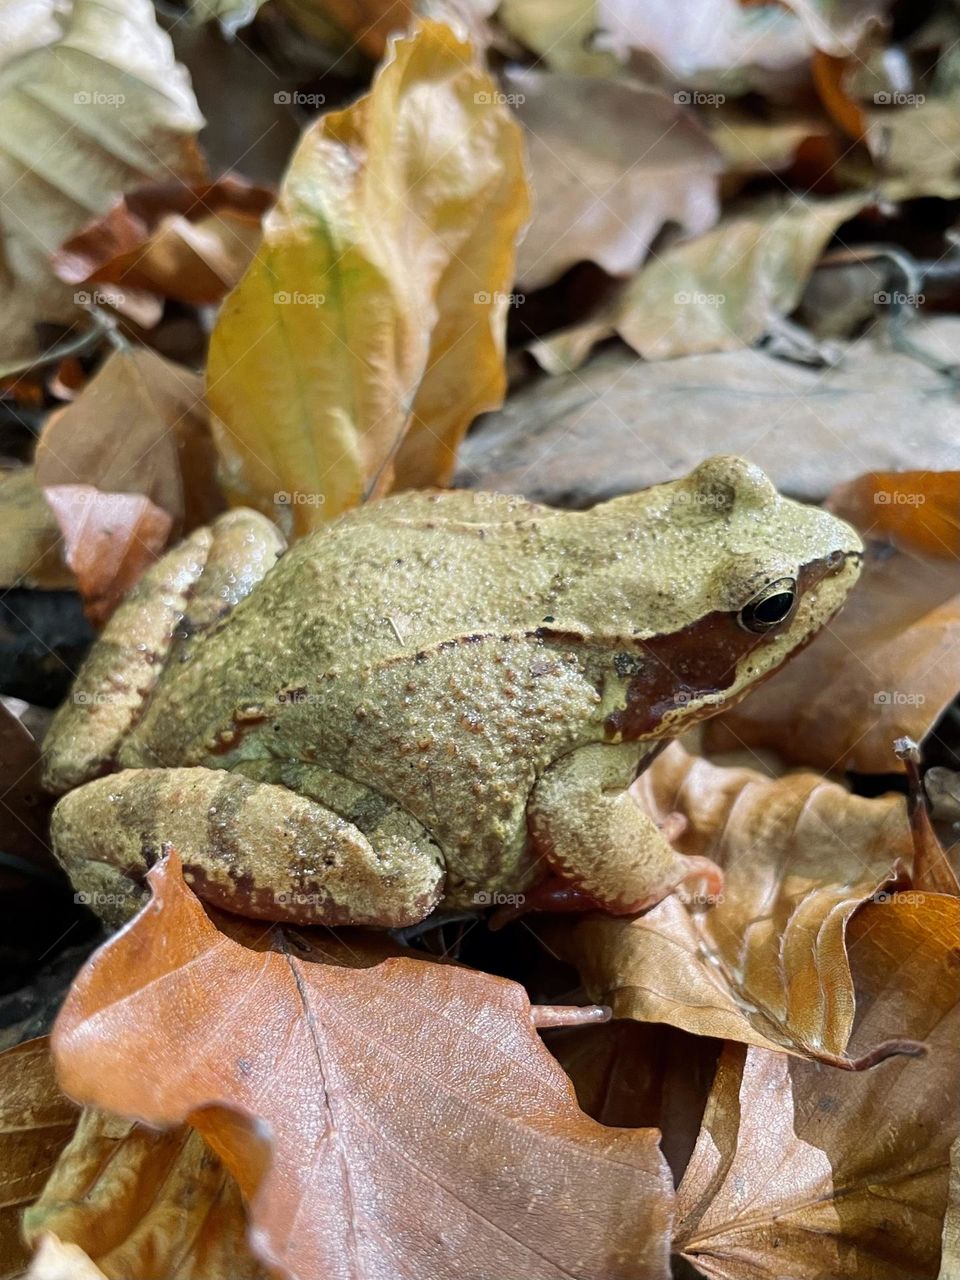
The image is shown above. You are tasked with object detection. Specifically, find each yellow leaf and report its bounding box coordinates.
[207,19,530,537]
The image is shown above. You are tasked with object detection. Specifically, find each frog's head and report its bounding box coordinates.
[595,456,863,741]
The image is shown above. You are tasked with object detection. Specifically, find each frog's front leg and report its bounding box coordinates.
[527,743,723,914]
[43,508,285,794]
[51,767,445,928]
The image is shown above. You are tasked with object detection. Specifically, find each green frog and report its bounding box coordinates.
[43,456,862,928]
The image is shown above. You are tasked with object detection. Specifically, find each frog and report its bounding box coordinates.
[43,455,863,930]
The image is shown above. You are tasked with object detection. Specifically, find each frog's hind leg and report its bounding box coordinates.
[42,510,285,794]
[526,742,723,915]
[51,766,445,929]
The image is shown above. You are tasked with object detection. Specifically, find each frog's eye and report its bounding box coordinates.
[737,579,797,633]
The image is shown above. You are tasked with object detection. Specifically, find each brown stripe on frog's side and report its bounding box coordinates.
[601,552,849,742]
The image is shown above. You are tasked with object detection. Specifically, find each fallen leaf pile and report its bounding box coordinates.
[2,2,960,1278]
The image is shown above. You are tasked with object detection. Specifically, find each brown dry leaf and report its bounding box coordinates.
[0,0,204,374]
[52,177,273,308]
[457,322,960,508]
[550,741,916,1064]
[597,0,811,92]
[207,20,529,537]
[36,348,224,537]
[708,471,960,773]
[498,0,618,75]
[43,487,172,627]
[547,1021,721,1184]
[674,895,960,1278]
[52,853,675,1280]
[534,192,864,369]
[0,470,74,590]
[23,1109,266,1280]
[942,1139,960,1280]
[509,69,722,290]
[0,1037,78,1280]
[706,108,828,176]
[25,1235,109,1280]
[863,93,960,200]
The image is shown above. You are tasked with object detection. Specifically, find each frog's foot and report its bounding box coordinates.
[42,508,284,795]
[527,743,725,916]
[51,767,445,929]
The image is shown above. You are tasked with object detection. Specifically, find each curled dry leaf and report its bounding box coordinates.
[0,0,204,374]
[52,853,675,1280]
[674,895,960,1278]
[25,1235,107,1280]
[0,1037,77,1279]
[23,1109,266,1280]
[52,177,273,308]
[207,20,529,536]
[533,192,865,368]
[509,69,722,290]
[549,741,915,1064]
[43,487,172,628]
[35,348,224,538]
[708,471,960,773]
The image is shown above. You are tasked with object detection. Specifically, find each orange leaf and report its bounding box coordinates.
[52,853,674,1280]
[43,486,172,626]
[52,176,273,307]
[550,742,916,1065]
[36,348,224,537]
[674,896,960,1278]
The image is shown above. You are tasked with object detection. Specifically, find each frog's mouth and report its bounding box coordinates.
[603,548,860,742]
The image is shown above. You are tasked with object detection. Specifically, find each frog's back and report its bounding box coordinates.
[122,491,573,766]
